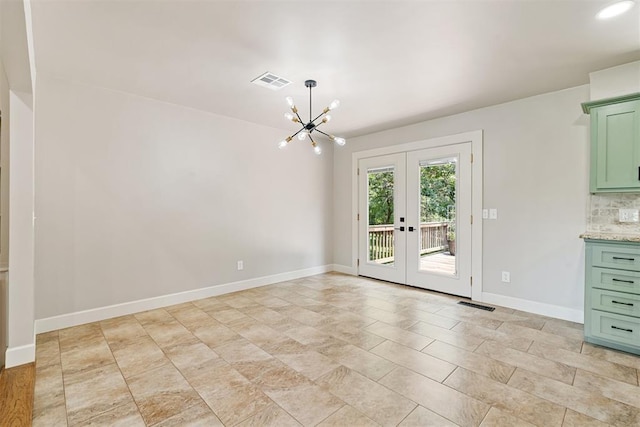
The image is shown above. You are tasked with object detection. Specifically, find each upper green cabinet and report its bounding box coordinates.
[582,94,640,193]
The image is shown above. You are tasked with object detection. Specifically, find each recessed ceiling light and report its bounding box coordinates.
[596,0,635,19]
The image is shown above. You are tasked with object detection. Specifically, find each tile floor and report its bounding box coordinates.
[32,273,640,426]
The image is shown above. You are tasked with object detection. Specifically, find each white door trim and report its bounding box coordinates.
[351,130,483,301]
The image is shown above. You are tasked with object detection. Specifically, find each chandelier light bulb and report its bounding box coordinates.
[329,99,341,110]
[286,96,295,107]
[297,131,308,141]
[334,137,346,146]
[314,145,322,155]
[597,0,635,19]
[278,140,288,149]
[323,115,332,123]
[284,112,294,121]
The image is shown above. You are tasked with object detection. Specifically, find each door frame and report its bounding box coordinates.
[351,130,483,302]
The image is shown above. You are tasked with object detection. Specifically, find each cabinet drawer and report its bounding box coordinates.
[590,310,640,348]
[590,245,640,271]
[590,267,640,294]
[591,289,640,317]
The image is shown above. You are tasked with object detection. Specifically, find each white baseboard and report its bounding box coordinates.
[331,264,357,275]
[35,265,334,334]
[5,343,35,368]
[481,292,584,324]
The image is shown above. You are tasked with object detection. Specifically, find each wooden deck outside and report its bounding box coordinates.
[420,251,456,275]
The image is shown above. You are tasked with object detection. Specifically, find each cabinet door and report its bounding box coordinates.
[591,100,640,192]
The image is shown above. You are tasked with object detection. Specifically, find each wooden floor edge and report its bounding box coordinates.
[0,363,35,427]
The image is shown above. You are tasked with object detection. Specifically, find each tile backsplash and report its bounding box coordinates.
[588,193,640,234]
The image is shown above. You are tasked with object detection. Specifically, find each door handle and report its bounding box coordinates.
[408,226,415,232]
[394,226,405,232]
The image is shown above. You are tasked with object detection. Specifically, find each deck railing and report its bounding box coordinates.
[368,221,448,263]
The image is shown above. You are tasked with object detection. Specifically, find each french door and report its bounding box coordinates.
[358,143,472,297]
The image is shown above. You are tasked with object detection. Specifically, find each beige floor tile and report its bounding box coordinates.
[166,304,216,331]
[232,358,309,391]
[207,307,251,324]
[398,406,457,426]
[479,407,536,427]
[111,335,170,379]
[497,322,583,352]
[81,401,145,426]
[379,366,489,426]
[444,367,565,426]
[260,337,309,355]
[370,340,456,382]
[192,296,230,312]
[276,305,329,327]
[422,340,515,383]
[409,320,485,351]
[508,368,640,425]
[319,342,397,381]
[58,323,105,352]
[528,341,637,385]
[214,338,273,363]
[573,369,640,409]
[435,306,504,330]
[317,321,387,350]
[452,321,533,352]
[233,322,290,347]
[35,336,61,369]
[164,341,220,380]
[317,405,380,427]
[134,308,175,326]
[142,319,200,350]
[236,403,302,426]
[541,320,585,341]
[36,330,59,346]
[32,403,68,427]
[190,319,242,348]
[562,409,612,427]
[285,325,345,348]
[153,400,224,427]
[581,342,640,371]
[274,349,340,381]
[64,363,133,426]
[33,363,65,418]
[397,307,461,329]
[361,306,418,328]
[199,381,274,425]
[318,366,417,426]
[475,340,576,384]
[264,383,344,426]
[60,339,116,376]
[365,321,434,350]
[241,305,290,325]
[126,363,202,425]
[99,315,148,349]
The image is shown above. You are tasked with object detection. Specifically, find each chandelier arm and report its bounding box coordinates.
[314,129,331,138]
[293,110,305,124]
[309,110,328,125]
[289,126,307,139]
[308,133,316,144]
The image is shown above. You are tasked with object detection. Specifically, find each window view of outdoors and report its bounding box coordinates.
[368,168,395,265]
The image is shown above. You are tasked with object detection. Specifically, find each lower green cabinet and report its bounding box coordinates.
[585,240,640,355]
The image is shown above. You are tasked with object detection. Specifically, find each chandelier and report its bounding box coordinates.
[278,79,346,155]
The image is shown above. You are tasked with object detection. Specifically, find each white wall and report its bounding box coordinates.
[7,89,35,367]
[334,85,590,319]
[35,74,333,320]
[589,60,640,100]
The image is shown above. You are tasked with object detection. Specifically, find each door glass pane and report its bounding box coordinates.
[368,167,395,266]
[418,156,457,276]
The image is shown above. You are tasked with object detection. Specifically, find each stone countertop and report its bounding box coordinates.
[580,232,640,243]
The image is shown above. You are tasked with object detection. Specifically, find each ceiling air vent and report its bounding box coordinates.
[251,72,292,91]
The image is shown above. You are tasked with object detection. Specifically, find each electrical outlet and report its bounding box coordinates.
[482,209,488,219]
[237,260,244,270]
[501,271,510,283]
[489,209,498,220]
[619,209,639,223]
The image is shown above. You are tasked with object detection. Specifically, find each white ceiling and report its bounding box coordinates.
[30,0,640,137]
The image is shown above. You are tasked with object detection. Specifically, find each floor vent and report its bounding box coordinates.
[251,72,292,90]
[457,301,495,311]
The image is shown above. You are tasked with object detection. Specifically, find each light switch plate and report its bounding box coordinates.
[619,209,639,223]
[489,209,498,220]
[482,209,488,219]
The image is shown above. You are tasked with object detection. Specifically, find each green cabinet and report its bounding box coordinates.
[582,94,640,193]
[584,240,640,355]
